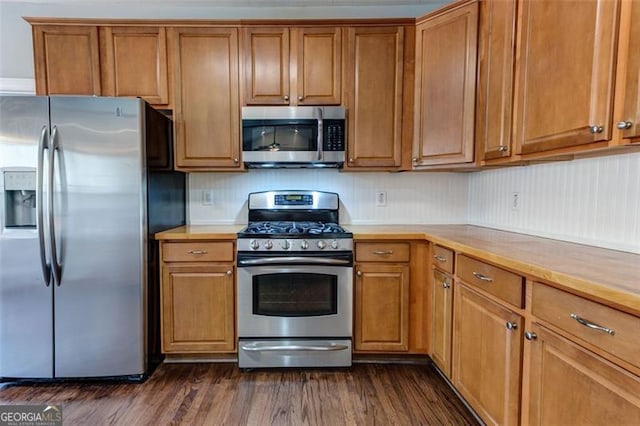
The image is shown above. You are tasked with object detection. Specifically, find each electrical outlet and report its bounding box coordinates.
[511,192,520,211]
[202,189,214,206]
[375,190,387,207]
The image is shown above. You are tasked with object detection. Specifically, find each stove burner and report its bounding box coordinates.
[241,221,348,236]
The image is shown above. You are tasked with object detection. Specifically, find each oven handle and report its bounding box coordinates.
[316,107,323,161]
[238,257,351,266]
[241,344,350,352]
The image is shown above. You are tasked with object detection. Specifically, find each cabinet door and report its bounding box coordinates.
[431,269,453,377]
[513,0,619,154]
[170,27,241,169]
[100,26,169,106]
[619,0,640,142]
[354,263,410,352]
[344,27,404,169]
[526,324,640,425]
[413,2,478,166]
[161,264,235,353]
[293,27,341,105]
[452,283,522,426]
[243,27,290,105]
[32,25,101,95]
[477,0,517,161]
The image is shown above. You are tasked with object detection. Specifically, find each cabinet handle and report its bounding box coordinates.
[373,250,393,255]
[356,270,362,277]
[505,321,518,330]
[412,157,418,163]
[233,158,239,163]
[524,331,537,341]
[570,313,615,335]
[498,145,508,152]
[442,280,450,289]
[284,95,289,101]
[434,255,447,263]
[188,249,208,255]
[298,96,304,101]
[472,272,493,282]
[617,121,633,130]
[589,125,604,134]
[226,270,233,276]
[348,158,354,163]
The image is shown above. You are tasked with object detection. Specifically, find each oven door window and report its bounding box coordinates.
[253,273,337,317]
[242,120,318,152]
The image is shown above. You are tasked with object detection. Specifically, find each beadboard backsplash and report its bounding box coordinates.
[188,170,469,225]
[468,152,640,254]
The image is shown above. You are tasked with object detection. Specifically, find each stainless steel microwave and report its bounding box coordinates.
[241,106,346,168]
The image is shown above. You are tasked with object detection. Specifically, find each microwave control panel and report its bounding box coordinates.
[324,120,345,151]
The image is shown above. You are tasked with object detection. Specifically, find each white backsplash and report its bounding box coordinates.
[468,152,640,254]
[188,170,469,225]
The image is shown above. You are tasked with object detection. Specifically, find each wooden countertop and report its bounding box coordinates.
[155,224,640,316]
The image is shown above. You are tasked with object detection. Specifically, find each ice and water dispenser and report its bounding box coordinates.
[3,170,36,228]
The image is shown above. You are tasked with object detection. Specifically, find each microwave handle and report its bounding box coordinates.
[317,107,323,161]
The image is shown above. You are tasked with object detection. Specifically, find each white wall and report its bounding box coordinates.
[188,170,469,225]
[468,152,640,254]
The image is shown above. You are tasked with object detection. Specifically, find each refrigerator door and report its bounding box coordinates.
[50,97,146,377]
[0,95,54,378]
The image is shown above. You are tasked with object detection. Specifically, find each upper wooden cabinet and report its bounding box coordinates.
[513,0,619,155]
[99,26,170,106]
[169,27,241,170]
[343,26,407,169]
[242,27,341,105]
[618,0,640,143]
[413,1,479,168]
[476,0,517,162]
[32,25,101,96]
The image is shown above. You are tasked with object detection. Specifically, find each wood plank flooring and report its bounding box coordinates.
[0,362,477,425]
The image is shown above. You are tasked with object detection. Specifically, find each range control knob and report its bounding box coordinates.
[280,240,291,250]
[264,240,273,250]
[250,240,260,250]
[330,240,339,249]
[317,240,326,249]
[300,240,309,250]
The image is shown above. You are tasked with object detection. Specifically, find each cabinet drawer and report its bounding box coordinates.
[457,255,524,308]
[356,242,410,262]
[532,283,640,370]
[162,242,234,262]
[433,245,454,273]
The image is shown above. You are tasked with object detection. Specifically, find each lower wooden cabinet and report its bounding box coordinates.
[526,323,640,425]
[431,268,453,376]
[160,241,236,354]
[354,263,410,352]
[452,282,522,425]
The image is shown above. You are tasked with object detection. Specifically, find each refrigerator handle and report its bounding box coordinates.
[48,126,62,286]
[37,125,51,287]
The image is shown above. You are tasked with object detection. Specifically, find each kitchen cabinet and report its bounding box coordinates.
[412,1,478,167]
[618,0,640,143]
[242,27,341,105]
[160,241,236,353]
[513,0,618,155]
[431,266,453,377]
[169,27,241,170]
[525,323,640,425]
[452,282,523,426]
[476,0,517,162]
[343,26,408,169]
[354,242,410,352]
[32,25,101,96]
[99,26,170,106]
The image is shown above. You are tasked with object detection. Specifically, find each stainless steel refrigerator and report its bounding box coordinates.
[0,96,185,380]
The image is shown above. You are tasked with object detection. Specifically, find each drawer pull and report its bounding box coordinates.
[505,321,518,330]
[188,249,208,255]
[472,272,493,282]
[373,250,393,255]
[570,313,615,335]
[434,255,447,262]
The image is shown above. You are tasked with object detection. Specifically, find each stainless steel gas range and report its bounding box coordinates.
[236,190,353,368]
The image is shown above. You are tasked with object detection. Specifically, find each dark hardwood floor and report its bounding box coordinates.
[0,362,477,425]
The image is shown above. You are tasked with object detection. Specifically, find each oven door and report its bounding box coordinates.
[237,263,352,338]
